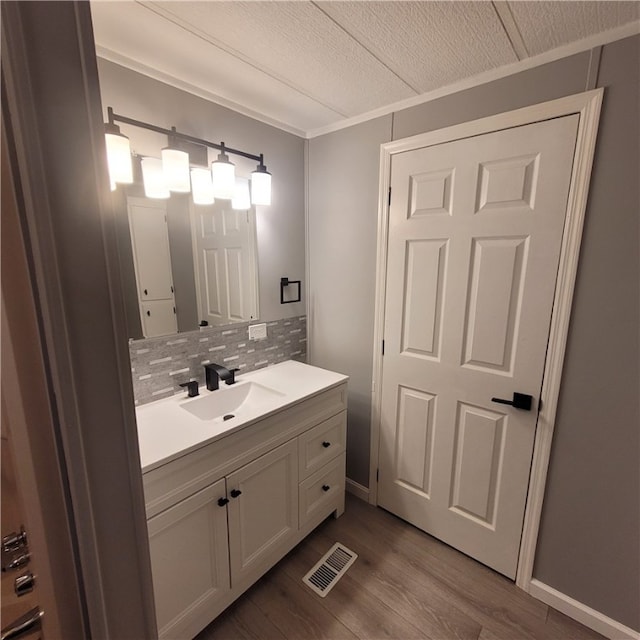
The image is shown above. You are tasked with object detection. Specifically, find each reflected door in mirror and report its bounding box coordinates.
[190,202,259,326]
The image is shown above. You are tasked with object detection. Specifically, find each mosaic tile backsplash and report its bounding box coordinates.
[129,316,307,405]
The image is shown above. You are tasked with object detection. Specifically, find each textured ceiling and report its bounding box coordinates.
[90,1,640,137]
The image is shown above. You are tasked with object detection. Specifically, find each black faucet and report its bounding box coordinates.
[179,380,199,398]
[204,363,238,391]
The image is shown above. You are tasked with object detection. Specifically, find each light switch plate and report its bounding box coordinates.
[248,323,267,340]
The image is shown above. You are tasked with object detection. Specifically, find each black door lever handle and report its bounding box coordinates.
[491,392,533,411]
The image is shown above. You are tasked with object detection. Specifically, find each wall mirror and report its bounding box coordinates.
[114,170,260,339]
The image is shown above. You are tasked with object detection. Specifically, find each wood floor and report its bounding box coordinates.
[195,494,605,640]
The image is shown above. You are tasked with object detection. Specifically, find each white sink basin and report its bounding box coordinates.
[179,381,285,422]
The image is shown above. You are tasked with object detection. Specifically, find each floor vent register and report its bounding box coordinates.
[302,542,358,597]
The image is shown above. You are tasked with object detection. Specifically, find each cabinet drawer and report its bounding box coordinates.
[298,411,346,480]
[299,453,346,528]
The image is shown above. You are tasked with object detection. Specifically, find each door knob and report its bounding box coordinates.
[491,393,533,411]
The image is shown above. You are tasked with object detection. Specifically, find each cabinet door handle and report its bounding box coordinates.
[230,489,242,498]
[322,485,330,492]
[322,441,331,448]
[217,497,229,507]
[144,289,148,296]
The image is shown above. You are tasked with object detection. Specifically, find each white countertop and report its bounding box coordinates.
[136,360,348,473]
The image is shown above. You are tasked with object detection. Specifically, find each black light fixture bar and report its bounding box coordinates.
[107,106,263,163]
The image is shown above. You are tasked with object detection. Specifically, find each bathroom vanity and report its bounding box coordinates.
[135,360,348,639]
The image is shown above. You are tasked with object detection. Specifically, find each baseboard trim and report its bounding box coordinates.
[529,579,640,640]
[345,478,369,502]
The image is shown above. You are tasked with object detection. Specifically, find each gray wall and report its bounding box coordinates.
[97,59,306,335]
[308,37,639,631]
[308,116,392,485]
[533,35,640,631]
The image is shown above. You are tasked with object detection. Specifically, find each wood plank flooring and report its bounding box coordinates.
[196,494,605,640]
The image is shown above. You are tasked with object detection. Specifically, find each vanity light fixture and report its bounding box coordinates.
[190,167,215,205]
[251,155,272,206]
[232,177,251,210]
[104,108,133,185]
[141,157,170,200]
[211,144,236,200]
[104,107,271,206]
[161,131,191,193]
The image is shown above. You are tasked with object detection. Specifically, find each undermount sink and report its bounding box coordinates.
[179,381,285,422]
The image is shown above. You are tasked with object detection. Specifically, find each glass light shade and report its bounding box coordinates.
[191,167,215,205]
[141,157,170,199]
[251,168,271,206]
[211,152,235,199]
[232,177,251,210]
[105,130,133,184]
[161,147,191,193]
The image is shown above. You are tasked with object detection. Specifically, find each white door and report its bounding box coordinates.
[191,201,258,326]
[378,115,579,579]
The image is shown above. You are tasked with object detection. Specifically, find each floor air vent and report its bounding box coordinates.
[302,543,357,597]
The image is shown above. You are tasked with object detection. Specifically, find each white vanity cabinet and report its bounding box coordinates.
[140,378,347,640]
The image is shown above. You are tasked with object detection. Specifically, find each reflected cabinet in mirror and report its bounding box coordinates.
[115,185,259,339]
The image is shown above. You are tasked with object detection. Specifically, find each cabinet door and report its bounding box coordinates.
[148,479,230,639]
[227,440,298,585]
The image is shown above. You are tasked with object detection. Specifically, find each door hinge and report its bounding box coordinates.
[388,187,392,207]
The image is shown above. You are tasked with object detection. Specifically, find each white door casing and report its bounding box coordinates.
[190,201,259,326]
[378,115,579,579]
[370,90,603,588]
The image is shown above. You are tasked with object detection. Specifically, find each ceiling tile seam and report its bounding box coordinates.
[309,0,420,95]
[492,1,529,61]
[136,0,349,119]
[95,46,307,138]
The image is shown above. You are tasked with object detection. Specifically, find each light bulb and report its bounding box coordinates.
[191,167,215,205]
[232,177,251,210]
[251,164,271,206]
[161,147,191,193]
[211,151,235,199]
[141,157,170,199]
[104,124,133,184]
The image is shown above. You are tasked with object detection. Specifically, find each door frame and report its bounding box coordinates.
[369,89,603,591]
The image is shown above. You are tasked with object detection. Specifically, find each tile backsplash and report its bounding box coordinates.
[129,316,307,405]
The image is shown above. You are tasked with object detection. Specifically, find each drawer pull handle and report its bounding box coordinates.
[322,485,330,492]
[230,489,242,498]
[217,497,229,507]
[322,441,331,448]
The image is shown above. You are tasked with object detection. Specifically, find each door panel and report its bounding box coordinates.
[147,479,230,639]
[226,440,298,585]
[378,115,579,578]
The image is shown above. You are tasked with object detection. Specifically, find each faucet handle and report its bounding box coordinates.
[179,380,199,398]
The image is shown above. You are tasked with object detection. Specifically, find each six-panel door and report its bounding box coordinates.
[378,115,580,578]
